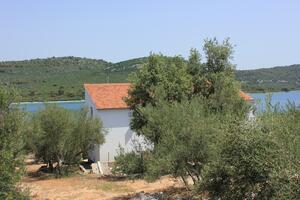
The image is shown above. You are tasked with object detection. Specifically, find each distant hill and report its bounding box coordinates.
[236,64,300,92]
[0,57,123,101]
[107,59,300,92]
[105,57,147,73]
[0,56,299,101]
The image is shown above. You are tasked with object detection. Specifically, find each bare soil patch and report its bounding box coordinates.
[21,158,184,200]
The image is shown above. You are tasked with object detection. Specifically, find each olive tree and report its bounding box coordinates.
[30,106,105,176]
[120,39,249,186]
[0,86,28,199]
[199,107,300,199]
[141,98,215,188]
[126,54,193,144]
[139,89,248,188]
[126,38,244,145]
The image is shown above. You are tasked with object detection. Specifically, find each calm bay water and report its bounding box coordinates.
[250,90,300,111]
[14,91,300,112]
[14,100,85,112]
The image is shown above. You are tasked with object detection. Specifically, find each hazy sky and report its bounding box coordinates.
[1,0,300,69]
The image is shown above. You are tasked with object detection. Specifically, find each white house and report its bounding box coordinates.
[85,83,254,163]
[84,83,141,163]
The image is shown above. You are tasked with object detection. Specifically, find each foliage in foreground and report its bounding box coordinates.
[117,97,300,199]
[199,107,300,199]
[112,146,147,176]
[0,86,29,199]
[27,106,105,176]
[114,38,300,199]
[139,93,248,187]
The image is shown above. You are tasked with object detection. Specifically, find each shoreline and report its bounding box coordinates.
[248,89,300,95]
[17,90,300,103]
[12,100,85,105]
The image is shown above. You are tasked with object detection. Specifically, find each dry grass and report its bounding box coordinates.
[21,157,185,200]
[96,182,134,193]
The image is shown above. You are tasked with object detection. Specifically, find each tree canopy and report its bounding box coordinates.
[126,38,248,144]
[28,106,105,176]
[0,86,28,199]
[113,38,300,199]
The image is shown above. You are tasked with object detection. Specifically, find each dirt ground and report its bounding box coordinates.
[21,158,185,200]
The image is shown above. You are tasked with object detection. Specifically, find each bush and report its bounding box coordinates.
[57,86,64,96]
[199,127,280,199]
[112,146,146,176]
[199,108,300,199]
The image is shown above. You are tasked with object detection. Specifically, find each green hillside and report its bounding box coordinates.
[105,57,147,73]
[236,64,300,92]
[0,57,130,101]
[0,56,299,101]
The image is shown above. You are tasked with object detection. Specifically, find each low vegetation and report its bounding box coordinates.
[199,107,300,199]
[112,146,147,176]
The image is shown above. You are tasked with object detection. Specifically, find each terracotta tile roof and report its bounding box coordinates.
[239,91,253,102]
[84,83,130,110]
[84,83,253,110]
[205,80,253,102]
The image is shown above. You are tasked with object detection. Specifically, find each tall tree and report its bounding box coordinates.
[126,39,247,144]
[187,48,205,94]
[126,54,193,143]
[203,37,235,74]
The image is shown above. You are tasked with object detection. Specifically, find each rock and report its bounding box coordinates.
[79,164,87,174]
[91,163,100,174]
[129,191,164,200]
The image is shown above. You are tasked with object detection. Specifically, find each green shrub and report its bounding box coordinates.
[199,108,300,200]
[0,86,29,199]
[57,86,64,96]
[112,146,146,176]
[199,127,279,199]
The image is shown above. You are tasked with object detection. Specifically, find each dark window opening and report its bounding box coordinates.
[90,107,93,117]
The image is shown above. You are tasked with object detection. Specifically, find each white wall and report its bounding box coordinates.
[85,90,143,162]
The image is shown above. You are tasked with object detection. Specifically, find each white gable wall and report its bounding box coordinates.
[85,90,140,162]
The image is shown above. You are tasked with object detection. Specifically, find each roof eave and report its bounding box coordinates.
[95,107,130,110]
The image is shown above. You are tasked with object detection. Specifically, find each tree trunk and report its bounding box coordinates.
[187,169,197,185]
[56,156,63,176]
[180,175,191,190]
[56,160,61,176]
[48,161,54,173]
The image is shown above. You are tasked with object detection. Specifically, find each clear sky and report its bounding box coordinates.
[1,0,300,69]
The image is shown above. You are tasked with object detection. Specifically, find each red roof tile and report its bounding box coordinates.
[84,83,253,110]
[239,91,253,102]
[84,83,130,110]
